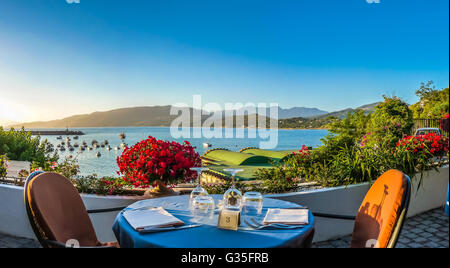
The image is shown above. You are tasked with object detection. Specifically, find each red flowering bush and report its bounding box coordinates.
[293,145,311,157]
[117,137,201,188]
[396,133,449,156]
[285,145,313,175]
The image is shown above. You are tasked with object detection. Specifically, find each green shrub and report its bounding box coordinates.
[326,110,370,146]
[255,94,447,189]
[0,154,7,178]
[73,174,130,195]
[0,127,57,167]
[365,96,414,148]
[410,81,449,118]
[31,155,80,179]
[252,167,302,193]
[202,180,247,195]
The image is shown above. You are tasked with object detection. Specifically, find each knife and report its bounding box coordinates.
[138,224,201,234]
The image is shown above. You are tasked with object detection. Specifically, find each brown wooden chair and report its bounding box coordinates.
[313,169,411,248]
[24,171,120,248]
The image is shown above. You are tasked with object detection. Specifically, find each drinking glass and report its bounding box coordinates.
[189,167,209,209]
[242,192,263,220]
[222,168,243,211]
[191,195,216,224]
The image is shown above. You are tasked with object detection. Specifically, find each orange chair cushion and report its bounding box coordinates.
[350,170,407,248]
[27,173,100,247]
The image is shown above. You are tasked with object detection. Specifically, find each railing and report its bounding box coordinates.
[413,118,449,137]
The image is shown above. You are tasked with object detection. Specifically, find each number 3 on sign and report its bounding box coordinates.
[218,210,240,231]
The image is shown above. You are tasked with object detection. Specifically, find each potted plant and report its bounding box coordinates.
[116,136,201,197]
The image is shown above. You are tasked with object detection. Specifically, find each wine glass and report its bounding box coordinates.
[222,168,244,211]
[242,192,263,221]
[189,167,209,209]
[191,195,216,224]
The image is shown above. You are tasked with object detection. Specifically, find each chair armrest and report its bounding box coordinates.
[312,212,356,220]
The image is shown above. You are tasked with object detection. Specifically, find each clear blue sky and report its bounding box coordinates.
[0,0,448,122]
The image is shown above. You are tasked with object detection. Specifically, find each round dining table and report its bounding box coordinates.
[112,194,314,248]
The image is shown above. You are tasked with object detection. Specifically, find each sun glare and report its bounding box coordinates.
[0,97,28,122]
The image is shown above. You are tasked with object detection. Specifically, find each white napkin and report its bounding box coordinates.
[123,207,184,231]
[263,208,309,225]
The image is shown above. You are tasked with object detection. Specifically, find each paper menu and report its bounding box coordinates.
[263,208,309,225]
[123,207,184,230]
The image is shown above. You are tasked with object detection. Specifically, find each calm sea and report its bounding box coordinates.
[34,127,329,177]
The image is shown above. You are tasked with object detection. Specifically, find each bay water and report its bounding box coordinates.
[35,127,329,177]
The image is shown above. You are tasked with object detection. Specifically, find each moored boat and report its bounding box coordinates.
[203,143,212,148]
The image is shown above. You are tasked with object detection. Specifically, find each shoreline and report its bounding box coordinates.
[28,130,85,136]
[9,126,329,131]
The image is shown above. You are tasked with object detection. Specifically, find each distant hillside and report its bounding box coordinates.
[13,106,275,128]
[229,106,328,119]
[13,106,183,128]
[311,102,379,120]
[357,102,380,112]
[279,102,380,129]
[277,106,328,119]
[12,103,377,129]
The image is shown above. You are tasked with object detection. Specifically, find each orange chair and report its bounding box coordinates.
[313,169,411,248]
[24,172,120,248]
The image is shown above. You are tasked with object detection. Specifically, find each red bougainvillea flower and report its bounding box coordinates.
[296,145,310,157]
[116,136,201,188]
[395,132,449,157]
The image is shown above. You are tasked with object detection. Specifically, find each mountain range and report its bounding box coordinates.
[275,106,328,119]
[278,102,380,129]
[9,103,377,129]
[10,106,326,128]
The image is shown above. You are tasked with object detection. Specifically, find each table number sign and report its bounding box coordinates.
[217,210,240,231]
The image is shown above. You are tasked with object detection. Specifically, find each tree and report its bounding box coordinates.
[410,81,449,118]
[366,96,414,148]
[415,80,436,100]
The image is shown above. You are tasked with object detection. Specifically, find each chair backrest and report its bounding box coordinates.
[24,172,100,247]
[350,169,411,248]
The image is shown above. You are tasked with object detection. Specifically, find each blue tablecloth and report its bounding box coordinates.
[445,185,449,216]
[112,195,314,248]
